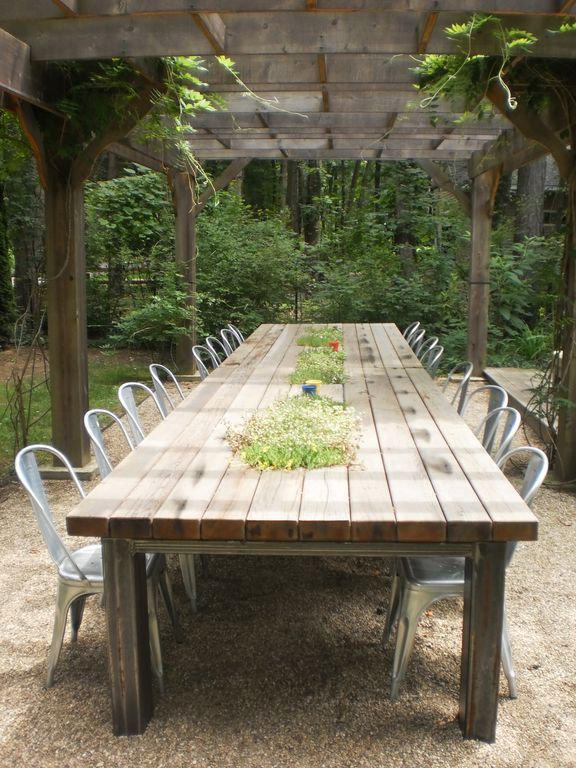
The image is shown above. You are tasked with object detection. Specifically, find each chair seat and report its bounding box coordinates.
[403,556,465,588]
[59,544,103,582]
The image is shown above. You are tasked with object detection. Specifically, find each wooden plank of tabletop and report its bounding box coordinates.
[66,324,282,538]
[387,367,493,542]
[153,324,302,540]
[203,324,304,541]
[243,323,308,541]
[367,324,447,542]
[298,465,351,541]
[344,324,397,541]
[408,368,539,542]
[380,322,421,367]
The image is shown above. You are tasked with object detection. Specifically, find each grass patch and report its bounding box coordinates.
[0,353,151,475]
[289,347,345,385]
[297,326,343,347]
[226,394,359,470]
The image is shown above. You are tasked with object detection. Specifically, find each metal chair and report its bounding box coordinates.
[84,410,198,611]
[220,326,239,355]
[402,321,420,341]
[205,335,230,363]
[118,381,165,444]
[149,363,185,415]
[408,327,425,351]
[227,323,245,344]
[14,444,178,689]
[383,445,548,700]
[415,335,439,358]
[84,408,134,478]
[192,344,220,380]
[474,406,521,463]
[460,385,509,451]
[442,361,473,414]
[419,344,443,377]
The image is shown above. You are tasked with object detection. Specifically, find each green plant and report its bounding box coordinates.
[297,326,343,347]
[226,394,359,470]
[289,347,345,385]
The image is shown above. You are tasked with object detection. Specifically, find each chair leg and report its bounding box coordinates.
[146,581,164,694]
[390,585,436,699]
[383,565,401,645]
[179,554,198,612]
[47,583,98,687]
[501,613,517,699]
[69,596,87,641]
[158,562,181,640]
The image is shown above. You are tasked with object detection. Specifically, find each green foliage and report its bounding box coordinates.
[297,326,343,346]
[196,192,302,334]
[108,267,193,351]
[226,394,359,470]
[289,348,345,385]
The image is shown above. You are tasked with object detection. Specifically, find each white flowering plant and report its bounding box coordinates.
[226,394,360,470]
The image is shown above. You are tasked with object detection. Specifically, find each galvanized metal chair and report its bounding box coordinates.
[415,335,439,358]
[402,321,420,341]
[192,344,219,380]
[149,363,185,415]
[227,323,245,344]
[14,444,178,690]
[442,361,473,414]
[118,381,165,444]
[205,335,230,363]
[474,406,521,463]
[408,327,426,351]
[84,408,134,478]
[383,445,548,700]
[460,385,509,453]
[84,408,198,611]
[220,326,239,355]
[419,344,443,377]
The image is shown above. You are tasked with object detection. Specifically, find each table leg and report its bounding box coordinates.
[459,542,507,742]
[102,539,154,735]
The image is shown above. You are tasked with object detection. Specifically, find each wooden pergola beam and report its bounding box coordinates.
[417,159,471,217]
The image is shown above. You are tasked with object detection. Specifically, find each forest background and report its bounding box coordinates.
[0,111,564,473]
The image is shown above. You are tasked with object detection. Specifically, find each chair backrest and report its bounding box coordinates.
[192,345,219,380]
[497,446,548,563]
[416,335,439,358]
[14,444,86,575]
[442,361,473,413]
[228,323,245,344]
[402,321,420,340]
[220,327,239,355]
[420,344,443,377]
[474,406,521,463]
[84,408,134,478]
[205,336,229,363]
[149,363,184,415]
[408,327,425,350]
[460,384,508,417]
[118,382,164,445]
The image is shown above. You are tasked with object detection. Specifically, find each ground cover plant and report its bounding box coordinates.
[289,347,345,385]
[226,393,359,470]
[296,326,343,347]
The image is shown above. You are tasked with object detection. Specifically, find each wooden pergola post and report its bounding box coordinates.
[171,171,196,373]
[467,167,501,377]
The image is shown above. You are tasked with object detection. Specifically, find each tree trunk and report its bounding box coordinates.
[514,156,546,241]
[302,160,321,245]
[0,183,16,344]
[286,160,300,235]
[171,172,196,374]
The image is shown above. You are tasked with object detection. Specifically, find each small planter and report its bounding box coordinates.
[328,340,340,352]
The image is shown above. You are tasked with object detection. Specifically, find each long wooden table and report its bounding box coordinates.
[67,323,538,741]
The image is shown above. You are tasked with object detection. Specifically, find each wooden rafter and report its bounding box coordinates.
[418,12,439,55]
[193,13,226,55]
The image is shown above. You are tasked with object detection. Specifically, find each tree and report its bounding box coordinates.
[417,16,576,479]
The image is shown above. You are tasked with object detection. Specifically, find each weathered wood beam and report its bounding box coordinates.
[51,0,78,16]
[467,167,501,377]
[170,172,197,373]
[0,28,52,110]
[193,13,226,55]
[417,12,438,54]
[417,159,471,217]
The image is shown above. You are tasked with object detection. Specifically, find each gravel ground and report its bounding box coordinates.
[0,380,575,768]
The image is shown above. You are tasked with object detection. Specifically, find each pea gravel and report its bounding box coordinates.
[0,380,574,768]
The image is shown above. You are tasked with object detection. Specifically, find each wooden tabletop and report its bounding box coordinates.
[67,323,538,545]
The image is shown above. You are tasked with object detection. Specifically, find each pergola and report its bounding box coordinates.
[1,2,574,469]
